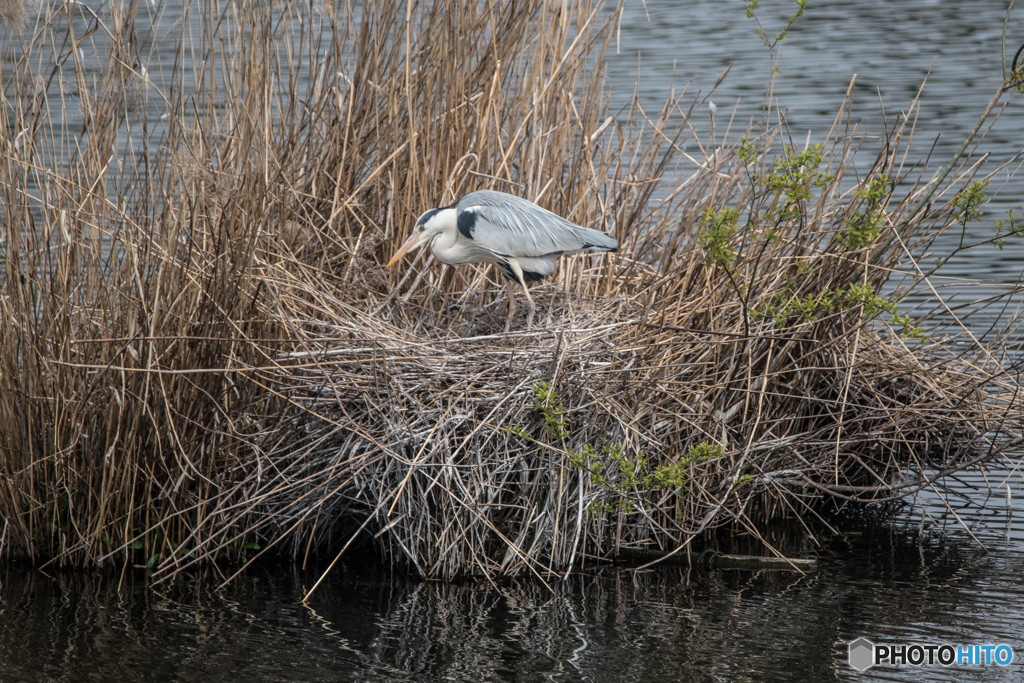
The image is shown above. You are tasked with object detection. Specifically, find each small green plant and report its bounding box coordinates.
[698,206,750,330]
[756,288,837,325]
[843,283,897,317]
[951,180,988,228]
[736,135,758,165]
[511,383,728,516]
[890,313,927,340]
[571,441,726,513]
[993,206,1024,250]
[505,424,531,439]
[841,284,928,339]
[1011,65,1024,93]
[571,445,645,514]
[840,173,889,249]
[754,283,927,339]
[506,381,570,441]
[762,144,833,223]
[533,381,570,440]
[733,474,757,491]
[703,139,838,342]
[746,0,809,50]
[697,207,740,272]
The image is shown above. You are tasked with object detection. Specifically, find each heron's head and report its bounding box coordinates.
[386,207,452,267]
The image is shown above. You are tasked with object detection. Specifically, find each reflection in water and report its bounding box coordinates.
[2,505,1021,682]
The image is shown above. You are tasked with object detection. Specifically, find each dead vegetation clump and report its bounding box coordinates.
[0,0,1021,583]
[228,136,1021,582]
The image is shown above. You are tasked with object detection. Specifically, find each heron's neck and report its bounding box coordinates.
[428,207,468,264]
[436,207,457,230]
[431,207,459,248]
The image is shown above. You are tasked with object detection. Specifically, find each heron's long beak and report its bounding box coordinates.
[386,233,422,267]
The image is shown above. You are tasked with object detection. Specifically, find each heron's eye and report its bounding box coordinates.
[417,225,425,232]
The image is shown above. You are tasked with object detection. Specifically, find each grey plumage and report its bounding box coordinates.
[454,190,618,259]
[388,189,618,330]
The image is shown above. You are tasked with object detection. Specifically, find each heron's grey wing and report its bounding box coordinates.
[456,191,616,258]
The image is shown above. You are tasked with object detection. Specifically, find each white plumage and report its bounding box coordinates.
[387,190,618,330]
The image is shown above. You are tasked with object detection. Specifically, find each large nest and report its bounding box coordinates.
[211,234,1020,580]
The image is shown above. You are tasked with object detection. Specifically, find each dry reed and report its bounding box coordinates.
[0,0,1021,583]
[0,0,28,29]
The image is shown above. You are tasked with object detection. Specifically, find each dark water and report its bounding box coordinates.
[3,482,1023,682]
[3,1,1024,680]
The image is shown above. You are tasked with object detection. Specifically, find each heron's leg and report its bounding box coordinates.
[504,279,517,333]
[504,260,537,331]
[519,279,537,330]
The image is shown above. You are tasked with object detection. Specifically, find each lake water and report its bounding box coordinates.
[3,475,1023,681]
[3,0,1024,680]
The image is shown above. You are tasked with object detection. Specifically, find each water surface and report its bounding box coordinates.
[3,481,1023,682]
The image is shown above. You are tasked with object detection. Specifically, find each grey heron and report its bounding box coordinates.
[387,190,618,331]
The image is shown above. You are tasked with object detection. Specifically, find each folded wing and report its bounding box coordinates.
[456,190,618,259]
